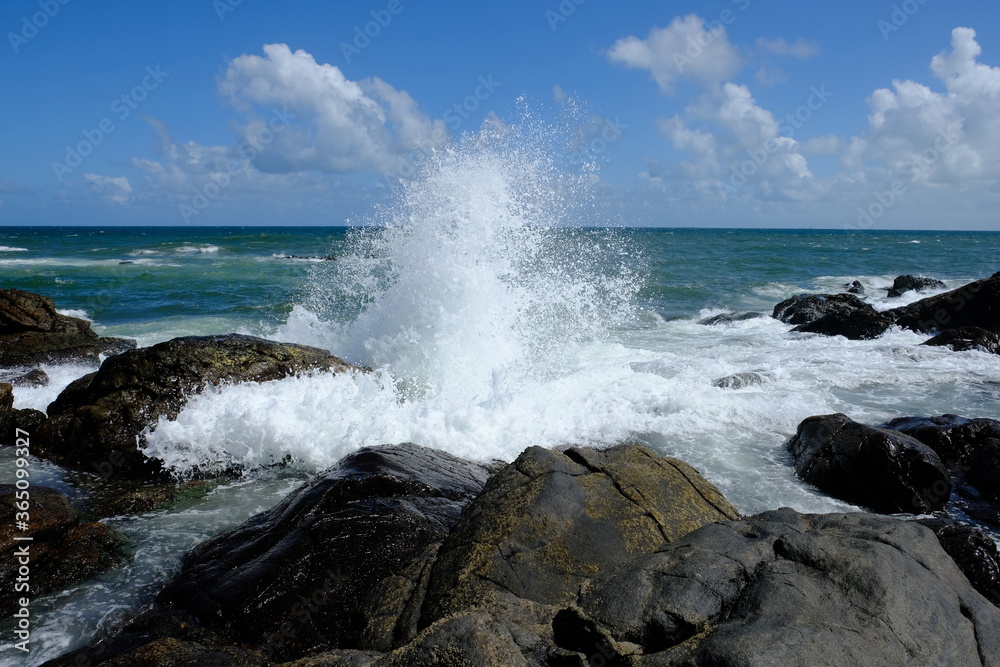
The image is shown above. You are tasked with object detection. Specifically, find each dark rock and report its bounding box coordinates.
[792,305,894,340]
[10,368,49,387]
[36,334,355,477]
[158,444,492,662]
[969,438,1000,499]
[697,311,766,326]
[285,650,383,666]
[916,518,1000,606]
[881,414,1000,470]
[774,293,893,339]
[787,413,951,513]
[419,444,739,627]
[890,273,1000,334]
[887,274,947,298]
[569,509,1000,665]
[0,485,129,617]
[772,292,870,326]
[0,288,136,366]
[0,383,41,444]
[923,326,1000,354]
[712,371,770,389]
[845,280,865,295]
[0,382,12,432]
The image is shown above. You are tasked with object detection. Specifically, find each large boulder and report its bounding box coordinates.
[923,326,1000,354]
[787,414,951,513]
[0,485,129,617]
[0,288,136,366]
[772,293,893,340]
[890,272,1000,334]
[419,445,739,626]
[882,414,1000,470]
[36,334,354,477]
[158,444,493,662]
[566,509,1000,666]
[886,274,946,298]
[916,518,1000,606]
[0,382,46,445]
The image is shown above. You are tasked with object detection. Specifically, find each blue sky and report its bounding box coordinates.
[1,0,999,229]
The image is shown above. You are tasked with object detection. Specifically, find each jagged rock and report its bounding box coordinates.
[916,518,1000,606]
[697,312,766,326]
[887,274,947,298]
[0,288,136,366]
[890,272,1000,334]
[567,509,1000,666]
[923,326,1000,354]
[36,334,355,478]
[158,444,492,662]
[845,280,865,295]
[419,444,738,626]
[882,414,1000,470]
[9,368,49,387]
[0,485,129,617]
[773,293,893,340]
[787,413,951,513]
[0,382,45,445]
[712,371,770,389]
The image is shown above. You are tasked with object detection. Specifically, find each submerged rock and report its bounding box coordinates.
[37,334,355,478]
[712,371,771,389]
[697,311,766,326]
[887,274,946,298]
[787,413,951,513]
[567,509,1000,665]
[890,272,1000,334]
[923,326,1000,354]
[0,288,136,366]
[0,485,129,617]
[9,368,50,387]
[158,444,492,662]
[773,293,892,340]
[845,280,865,295]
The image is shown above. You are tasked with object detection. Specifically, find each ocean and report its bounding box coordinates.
[2,132,1000,664]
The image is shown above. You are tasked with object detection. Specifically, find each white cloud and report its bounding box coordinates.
[218,43,446,175]
[857,27,1000,185]
[83,174,132,204]
[607,15,742,93]
[799,135,843,156]
[756,37,820,59]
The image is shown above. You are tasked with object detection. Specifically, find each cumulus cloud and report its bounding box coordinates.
[218,43,446,174]
[857,27,1000,185]
[83,174,132,204]
[607,15,742,93]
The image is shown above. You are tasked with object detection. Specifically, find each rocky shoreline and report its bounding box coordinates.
[1,275,999,665]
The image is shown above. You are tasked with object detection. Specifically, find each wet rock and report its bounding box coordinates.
[712,371,771,389]
[158,444,492,662]
[881,414,1000,470]
[568,509,1000,666]
[887,274,947,298]
[697,311,766,326]
[10,368,49,387]
[787,413,951,513]
[890,272,1000,334]
[845,280,865,295]
[0,383,45,445]
[916,518,1000,606]
[773,293,893,340]
[0,485,129,617]
[37,334,355,478]
[923,326,1000,354]
[0,288,136,366]
[419,444,739,626]
[792,305,894,340]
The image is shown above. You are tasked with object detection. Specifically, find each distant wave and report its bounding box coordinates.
[176,245,221,254]
[0,246,28,252]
